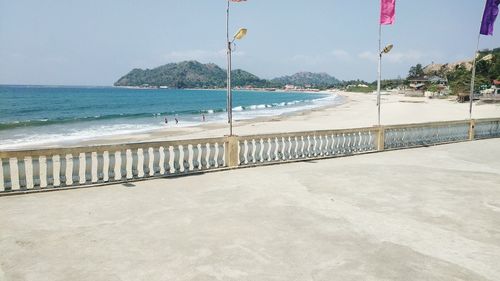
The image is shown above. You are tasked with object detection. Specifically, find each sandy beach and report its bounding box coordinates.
[32,91,497,149]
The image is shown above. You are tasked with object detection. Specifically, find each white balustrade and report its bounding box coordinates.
[1,120,500,194]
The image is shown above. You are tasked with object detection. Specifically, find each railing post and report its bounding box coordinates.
[469,119,476,141]
[225,136,239,168]
[377,126,385,151]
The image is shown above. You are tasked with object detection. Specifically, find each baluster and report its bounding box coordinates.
[91,152,98,183]
[190,144,200,168]
[263,138,270,162]
[347,133,354,153]
[169,146,176,173]
[352,132,360,152]
[9,158,20,191]
[256,138,263,163]
[159,147,166,174]
[108,150,115,179]
[125,149,133,179]
[316,135,322,156]
[297,136,303,158]
[102,151,109,182]
[181,144,189,171]
[51,155,60,187]
[250,139,255,163]
[16,157,26,189]
[329,134,335,155]
[218,142,226,167]
[96,152,104,182]
[39,156,48,188]
[214,142,221,167]
[187,145,194,171]
[276,137,283,160]
[305,135,312,157]
[195,144,202,170]
[285,137,292,160]
[137,148,145,178]
[243,140,249,164]
[164,146,172,174]
[77,153,85,184]
[148,147,156,176]
[321,134,328,156]
[238,140,245,165]
[273,137,280,161]
[24,156,35,189]
[282,137,288,160]
[64,154,73,186]
[2,158,12,191]
[360,132,368,151]
[70,153,80,185]
[85,152,93,183]
[248,139,255,163]
[116,150,124,180]
[173,145,182,172]
[204,143,211,169]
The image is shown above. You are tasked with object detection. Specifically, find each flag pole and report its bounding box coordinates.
[377,23,382,126]
[226,0,233,136]
[469,33,481,120]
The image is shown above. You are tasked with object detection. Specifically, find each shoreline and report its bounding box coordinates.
[2,91,500,151]
[0,91,343,150]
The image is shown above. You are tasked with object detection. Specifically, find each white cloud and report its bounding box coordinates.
[358,51,377,62]
[330,49,351,60]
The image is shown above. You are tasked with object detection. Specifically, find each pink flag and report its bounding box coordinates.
[380,0,396,25]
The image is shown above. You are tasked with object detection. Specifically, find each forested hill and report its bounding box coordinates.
[114,61,340,89]
[271,72,340,87]
[114,61,267,88]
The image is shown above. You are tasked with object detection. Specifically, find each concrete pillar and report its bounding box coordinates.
[469,119,476,141]
[225,136,240,168]
[377,126,385,151]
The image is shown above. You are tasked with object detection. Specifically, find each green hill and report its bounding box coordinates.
[271,72,340,88]
[114,61,340,89]
[114,61,267,88]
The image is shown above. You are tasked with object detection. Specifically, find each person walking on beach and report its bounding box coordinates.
[175,118,179,125]
[202,114,206,122]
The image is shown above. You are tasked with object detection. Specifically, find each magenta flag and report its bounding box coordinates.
[480,0,500,35]
[380,0,396,25]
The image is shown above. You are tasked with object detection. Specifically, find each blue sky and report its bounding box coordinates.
[0,0,499,85]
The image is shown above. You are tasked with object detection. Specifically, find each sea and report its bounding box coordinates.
[0,85,342,150]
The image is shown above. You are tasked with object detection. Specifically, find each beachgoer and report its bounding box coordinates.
[175,118,179,124]
[202,114,206,122]
[164,117,168,124]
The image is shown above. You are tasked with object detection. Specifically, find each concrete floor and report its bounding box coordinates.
[1,139,500,281]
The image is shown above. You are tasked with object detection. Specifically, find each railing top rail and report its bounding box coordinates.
[0,137,227,158]
[236,126,379,141]
[383,119,471,130]
[474,118,500,123]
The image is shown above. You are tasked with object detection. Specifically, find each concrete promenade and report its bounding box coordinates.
[1,139,500,281]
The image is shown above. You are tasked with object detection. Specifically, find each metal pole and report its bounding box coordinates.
[226,0,233,136]
[377,24,382,126]
[469,33,481,119]
[228,42,233,136]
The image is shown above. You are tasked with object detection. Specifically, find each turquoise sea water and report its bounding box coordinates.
[0,85,341,149]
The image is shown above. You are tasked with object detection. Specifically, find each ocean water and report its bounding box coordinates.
[0,85,341,149]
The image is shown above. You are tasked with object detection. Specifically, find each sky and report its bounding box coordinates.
[0,0,499,86]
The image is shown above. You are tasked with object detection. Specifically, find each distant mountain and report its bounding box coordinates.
[114,61,340,89]
[114,61,267,88]
[271,72,340,87]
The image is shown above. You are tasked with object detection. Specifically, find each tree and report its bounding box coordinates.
[408,64,424,79]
